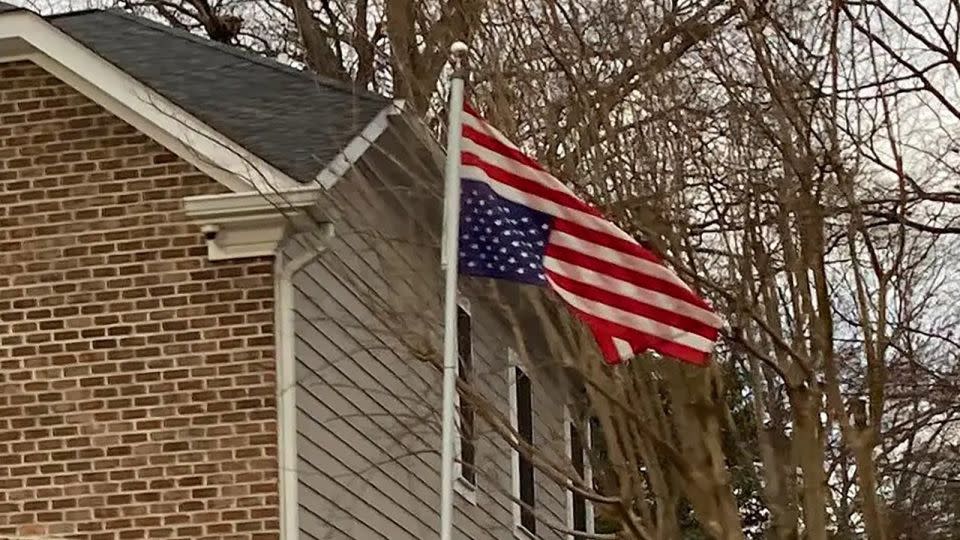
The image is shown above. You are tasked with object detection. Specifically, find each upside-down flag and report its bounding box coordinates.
[456,104,723,365]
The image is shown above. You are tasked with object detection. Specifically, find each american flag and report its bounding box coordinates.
[457,104,723,365]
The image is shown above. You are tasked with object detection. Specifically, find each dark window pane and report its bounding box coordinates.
[457,305,472,374]
[571,422,586,537]
[460,405,475,485]
[516,367,536,533]
[517,369,532,443]
[457,305,475,485]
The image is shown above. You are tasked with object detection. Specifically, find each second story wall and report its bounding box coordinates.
[287,117,578,539]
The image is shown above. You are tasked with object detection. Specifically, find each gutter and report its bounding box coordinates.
[274,223,335,539]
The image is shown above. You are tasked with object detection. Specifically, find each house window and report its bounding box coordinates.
[509,352,536,536]
[566,411,594,539]
[456,303,476,488]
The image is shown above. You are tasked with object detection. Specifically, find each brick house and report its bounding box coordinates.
[0,3,593,539]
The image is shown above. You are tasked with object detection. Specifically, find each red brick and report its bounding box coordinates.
[0,61,276,537]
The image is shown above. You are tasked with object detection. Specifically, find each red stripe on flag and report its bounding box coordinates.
[545,244,713,312]
[461,152,601,218]
[545,270,720,341]
[553,218,664,267]
[462,122,548,174]
[553,218,718,313]
[463,101,481,118]
[561,301,711,365]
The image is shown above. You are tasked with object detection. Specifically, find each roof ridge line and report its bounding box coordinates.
[87,8,388,105]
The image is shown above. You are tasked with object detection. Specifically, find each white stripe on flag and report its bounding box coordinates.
[613,337,634,359]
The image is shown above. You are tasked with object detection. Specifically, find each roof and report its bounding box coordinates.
[47,9,389,183]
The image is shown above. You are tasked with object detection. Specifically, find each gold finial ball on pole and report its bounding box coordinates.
[449,41,469,75]
[450,41,469,57]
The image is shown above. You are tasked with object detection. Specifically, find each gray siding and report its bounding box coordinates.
[287,119,574,539]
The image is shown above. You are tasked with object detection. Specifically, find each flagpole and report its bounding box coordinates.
[438,40,469,540]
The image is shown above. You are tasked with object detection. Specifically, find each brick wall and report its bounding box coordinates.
[0,61,279,539]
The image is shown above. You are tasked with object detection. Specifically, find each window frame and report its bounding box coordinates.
[508,349,537,538]
[453,298,477,502]
[564,406,595,540]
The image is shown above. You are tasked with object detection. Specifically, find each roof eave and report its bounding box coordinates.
[0,8,303,195]
[315,99,406,189]
[182,187,323,260]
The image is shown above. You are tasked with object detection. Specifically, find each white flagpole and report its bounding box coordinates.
[438,41,469,540]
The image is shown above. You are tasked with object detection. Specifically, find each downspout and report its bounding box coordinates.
[275,223,335,539]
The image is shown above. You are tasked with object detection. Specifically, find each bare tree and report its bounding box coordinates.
[116,0,960,537]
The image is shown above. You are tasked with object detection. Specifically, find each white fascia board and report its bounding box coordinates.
[316,99,405,189]
[183,187,322,220]
[0,10,302,194]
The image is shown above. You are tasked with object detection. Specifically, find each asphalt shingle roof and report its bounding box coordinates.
[49,9,389,183]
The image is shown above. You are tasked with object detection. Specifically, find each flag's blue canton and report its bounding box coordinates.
[458,179,551,286]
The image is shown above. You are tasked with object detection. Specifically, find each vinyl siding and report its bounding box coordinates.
[286,119,573,539]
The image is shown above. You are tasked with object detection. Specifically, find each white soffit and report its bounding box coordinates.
[183,188,323,260]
